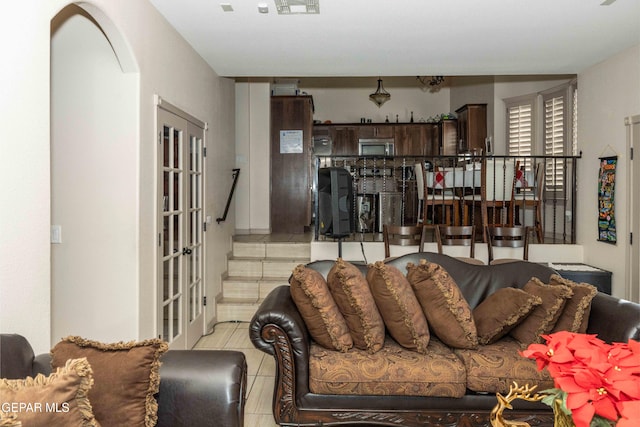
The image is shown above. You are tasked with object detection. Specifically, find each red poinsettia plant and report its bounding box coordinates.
[521,331,640,427]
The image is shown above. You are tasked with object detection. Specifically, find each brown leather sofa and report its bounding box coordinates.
[0,333,247,427]
[250,252,640,427]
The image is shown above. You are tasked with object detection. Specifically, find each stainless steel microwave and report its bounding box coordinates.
[358,139,395,156]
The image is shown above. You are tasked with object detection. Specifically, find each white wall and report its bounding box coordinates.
[51,8,139,341]
[0,0,235,354]
[0,2,54,353]
[235,81,271,234]
[577,44,640,298]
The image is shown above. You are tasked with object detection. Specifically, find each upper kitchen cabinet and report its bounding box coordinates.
[329,126,358,155]
[455,104,487,154]
[358,124,394,139]
[270,96,313,233]
[394,124,438,156]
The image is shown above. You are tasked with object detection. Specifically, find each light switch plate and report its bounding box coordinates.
[51,225,62,244]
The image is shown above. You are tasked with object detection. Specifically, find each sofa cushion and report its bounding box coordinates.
[0,358,98,426]
[290,264,353,352]
[473,287,543,345]
[509,278,573,345]
[548,274,598,334]
[406,260,478,349]
[327,258,385,353]
[309,336,466,397]
[454,337,554,394]
[366,261,430,353]
[51,336,168,427]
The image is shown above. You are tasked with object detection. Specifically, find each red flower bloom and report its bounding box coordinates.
[521,332,640,427]
[617,400,640,427]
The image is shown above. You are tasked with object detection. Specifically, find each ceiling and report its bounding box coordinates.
[148,0,640,78]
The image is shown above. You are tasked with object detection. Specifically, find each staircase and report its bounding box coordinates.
[216,236,311,322]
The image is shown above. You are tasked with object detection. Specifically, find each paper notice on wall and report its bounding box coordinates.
[280,130,303,153]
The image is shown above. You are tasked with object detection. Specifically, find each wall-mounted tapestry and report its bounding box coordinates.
[598,156,617,244]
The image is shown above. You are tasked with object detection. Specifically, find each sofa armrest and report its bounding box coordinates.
[587,293,640,343]
[32,353,52,376]
[156,350,246,427]
[250,285,310,357]
[249,285,312,400]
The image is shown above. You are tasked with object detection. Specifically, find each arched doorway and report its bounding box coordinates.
[50,3,139,342]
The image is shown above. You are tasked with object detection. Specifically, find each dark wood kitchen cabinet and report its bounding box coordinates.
[455,104,487,154]
[358,124,395,139]
[394,124,437,156]
[270,96,313,233]
[330,126,358,155]
[438,118,458,155]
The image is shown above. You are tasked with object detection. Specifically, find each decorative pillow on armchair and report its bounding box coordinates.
[509,278,573,345]
[290,264,353,352]
[51,336,168,427]
[549,274,598,333]
[473,287,543,345]
[367,261,430,353]
[0,413,21,427]
[0,358,98,427]
[406,260,478,349]
[327,258,385,353]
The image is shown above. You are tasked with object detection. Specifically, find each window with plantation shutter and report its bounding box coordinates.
[544,94,565,191]
[506,96,534,171]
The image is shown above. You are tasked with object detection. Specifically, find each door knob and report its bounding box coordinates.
[182,247,192,255]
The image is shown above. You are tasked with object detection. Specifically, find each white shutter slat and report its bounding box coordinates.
[544,95,566,190]
[508,103,533,161]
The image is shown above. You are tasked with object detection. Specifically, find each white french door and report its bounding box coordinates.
[157,106,205,349]
[626,115,639,303]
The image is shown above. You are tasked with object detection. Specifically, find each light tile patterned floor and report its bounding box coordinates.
[194,321,279,427]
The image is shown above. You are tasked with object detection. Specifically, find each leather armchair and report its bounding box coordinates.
[0,334,247,427]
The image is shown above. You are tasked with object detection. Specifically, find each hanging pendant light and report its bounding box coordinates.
[369,77,390,107]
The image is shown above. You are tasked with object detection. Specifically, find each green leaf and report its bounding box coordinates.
[590,416,615,427]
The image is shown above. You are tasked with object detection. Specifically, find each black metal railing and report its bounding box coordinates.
[216,168,240,224]
[312,154,581,243]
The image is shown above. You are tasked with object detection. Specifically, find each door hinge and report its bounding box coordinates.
[203,296,207,306]
[631,232,633,245]
[158,131,162,144]
[203,221,207,232]
[631,147,634,160]
[158,233,161,247]
[203,147,207,157]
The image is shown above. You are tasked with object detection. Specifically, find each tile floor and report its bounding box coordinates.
[194,320,279,427]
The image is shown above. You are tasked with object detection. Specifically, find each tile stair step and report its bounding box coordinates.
[265,242,311,259]
[232,241,310,259]
[232,241,265,258]
[222,277,289,300]
[217,235,310,323]
[216,298,263,323]
[227,257,308,279]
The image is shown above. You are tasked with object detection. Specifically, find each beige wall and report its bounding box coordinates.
[51,8,139,341]
[577,44,640,298]
[301,77,452,124]
[0,0,235,353]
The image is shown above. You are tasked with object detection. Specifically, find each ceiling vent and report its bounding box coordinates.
[274,0,319,14]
